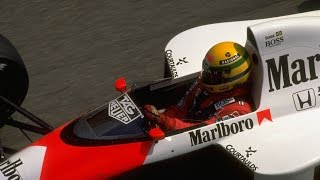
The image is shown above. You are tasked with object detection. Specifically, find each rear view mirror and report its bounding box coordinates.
[148,127,165,140]
[114,77,127,93]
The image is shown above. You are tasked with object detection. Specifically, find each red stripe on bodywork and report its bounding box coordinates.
[32,123,154,180]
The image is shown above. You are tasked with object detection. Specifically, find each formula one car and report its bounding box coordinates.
[2,10,320,180]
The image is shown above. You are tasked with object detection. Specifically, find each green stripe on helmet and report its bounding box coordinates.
[224,61,252,83]
[213,52,249,71]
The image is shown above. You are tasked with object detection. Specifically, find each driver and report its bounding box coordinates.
[144,41,255,132]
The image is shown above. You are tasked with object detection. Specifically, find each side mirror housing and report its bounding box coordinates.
[114,77,127,93]
[148,127,165,140]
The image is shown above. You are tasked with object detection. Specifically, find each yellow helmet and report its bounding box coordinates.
[200,41,252,93]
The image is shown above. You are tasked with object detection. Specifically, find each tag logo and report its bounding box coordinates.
[108,93,142,124]
[292,88,316,111]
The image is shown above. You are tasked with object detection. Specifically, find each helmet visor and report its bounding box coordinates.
[201,66,231,85]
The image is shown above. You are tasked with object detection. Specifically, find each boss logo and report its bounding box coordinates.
[265,31,284,47]
[265,37,284,47]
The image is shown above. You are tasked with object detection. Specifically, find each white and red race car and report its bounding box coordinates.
[1,10,320,180]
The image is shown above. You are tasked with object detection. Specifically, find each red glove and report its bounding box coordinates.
[144,104,174,131]
[144,104,203,131]
[144,104,160,122]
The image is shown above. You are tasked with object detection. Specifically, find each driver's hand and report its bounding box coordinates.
[144,104,160,122]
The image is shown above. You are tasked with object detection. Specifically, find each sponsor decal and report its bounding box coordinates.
[189,118,254,146]
[265,31,284,47]
[246,146,257,157]
[266,53,320,92]
[292,88,316,111]
[108,93,142,124]
[220,53,240,65]
[0,159,23,180]
[256,109,272,125]
[176,57,188,65]
[213,98,235,110]
[226,145,258,171]
[216,111,241,122]
[189,109,272,145]
[165,50,178,78]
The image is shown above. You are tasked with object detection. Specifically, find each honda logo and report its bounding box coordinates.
[292,88,316,111]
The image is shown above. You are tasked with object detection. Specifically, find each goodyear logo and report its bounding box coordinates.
[108,93,142,124]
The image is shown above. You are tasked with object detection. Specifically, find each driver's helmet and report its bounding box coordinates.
[200,41,252,93]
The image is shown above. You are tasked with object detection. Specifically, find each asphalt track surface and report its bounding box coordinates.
[1,0,320,179]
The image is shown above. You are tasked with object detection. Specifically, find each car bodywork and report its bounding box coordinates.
[1,10,320,180]
[164,10,320,180]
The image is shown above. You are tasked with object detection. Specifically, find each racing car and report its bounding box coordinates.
[1,10,320,180]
